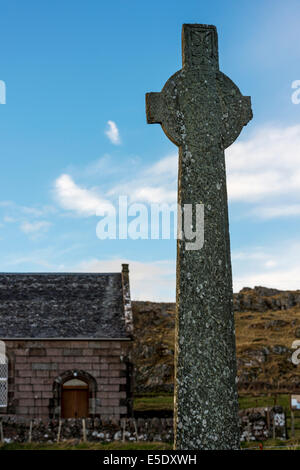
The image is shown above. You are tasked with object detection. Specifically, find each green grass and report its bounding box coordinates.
[0,441,173,451]
[135,393,291,413]
[2,440,300,451]
[241,439,300,450]
[134,393,173,411]
[238,394,290,411]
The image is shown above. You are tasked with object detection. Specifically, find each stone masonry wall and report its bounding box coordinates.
[239,406,286,441]
[1,339,133,420]
[0,407,286,444]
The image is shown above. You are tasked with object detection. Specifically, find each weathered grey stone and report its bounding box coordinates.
[0,410,285,443]
[0,266,133,339]
[146,24,252,450]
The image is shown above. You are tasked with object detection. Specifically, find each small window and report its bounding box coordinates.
[0,356,8,408]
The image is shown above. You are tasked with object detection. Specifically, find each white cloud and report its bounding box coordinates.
[121,124,300,208]
[20,221,52,234]
[226,125,300,203]
[108,153,178,204]
[144,154,177,178]
[252,204,300,219]
[70,257,176,301]
[2,244,80,270]
[130,186,177,204]
[232,251,270,262]
[21,206,46,217]
[0,202,57,238]
[3,216,16,223]
[232,240,300,292]
[53,124,300,220]
[27,239,300,298]
[54,174,113,216]
[105,120,121,145]
[0,202,56,222]
[109,124,300,211]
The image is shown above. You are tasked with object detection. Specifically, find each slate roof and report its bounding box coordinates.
[0,273,130,339]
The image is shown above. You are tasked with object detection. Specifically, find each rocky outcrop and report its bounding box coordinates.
[133,287,300,319]
[132,302,175,393]
[234,286,300,312]
[132,286,300,393]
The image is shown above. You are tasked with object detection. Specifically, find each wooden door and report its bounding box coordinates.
[61,385,89,418]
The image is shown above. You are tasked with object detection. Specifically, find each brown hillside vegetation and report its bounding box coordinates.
[132,287,300,394]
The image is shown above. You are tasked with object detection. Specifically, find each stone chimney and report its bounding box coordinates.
[121,264,133,336]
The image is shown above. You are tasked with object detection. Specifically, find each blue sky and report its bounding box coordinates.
[1,0,300,300]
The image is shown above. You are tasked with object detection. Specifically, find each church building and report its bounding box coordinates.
[0,264,133,420]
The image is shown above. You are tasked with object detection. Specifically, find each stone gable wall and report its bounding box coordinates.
[1,339,133,420]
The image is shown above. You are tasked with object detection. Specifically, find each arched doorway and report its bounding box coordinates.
[52,369,97,419]
[61,378,89,418]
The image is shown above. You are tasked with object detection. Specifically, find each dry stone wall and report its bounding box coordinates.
[0,407,286,444]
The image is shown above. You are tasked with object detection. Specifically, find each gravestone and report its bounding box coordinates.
[146,24,252,449]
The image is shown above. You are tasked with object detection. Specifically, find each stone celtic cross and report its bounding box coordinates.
[146,24,252,450]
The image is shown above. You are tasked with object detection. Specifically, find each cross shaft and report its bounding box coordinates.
[146,24,252,450]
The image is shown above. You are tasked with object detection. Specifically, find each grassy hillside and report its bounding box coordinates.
[132,287,300,394]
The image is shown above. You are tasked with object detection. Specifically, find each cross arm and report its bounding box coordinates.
[145,92,163,124]
[146,90,181,146]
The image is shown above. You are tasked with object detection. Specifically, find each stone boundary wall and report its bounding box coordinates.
[239,406,286,441]
[0,407,286,444]
[0,416,174,444]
